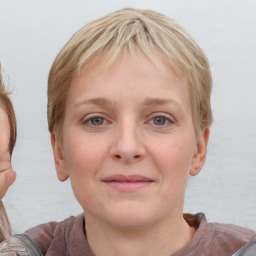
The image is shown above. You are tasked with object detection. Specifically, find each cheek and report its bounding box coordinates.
[150,137,195,178]
[151,140,194,204]
[0,133,10,152]
[64,133,108,178]
[63,135,108,209]
[0,113,11,152]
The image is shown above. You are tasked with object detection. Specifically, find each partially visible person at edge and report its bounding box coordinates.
[0,62,17,242]
[0,8,255,256]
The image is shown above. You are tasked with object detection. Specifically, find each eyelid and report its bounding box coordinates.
[146,112,177,129]
[148,112,175,122]
[82,113,109,125]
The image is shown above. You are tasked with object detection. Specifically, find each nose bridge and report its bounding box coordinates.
[111,117,145,161]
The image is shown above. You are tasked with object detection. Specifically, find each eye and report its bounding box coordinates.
[90,117,104,126]
[152,116,169,125]
[82,115,108,127]
[147,113,175,129]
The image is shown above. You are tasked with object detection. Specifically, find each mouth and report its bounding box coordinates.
[102,175,154,192]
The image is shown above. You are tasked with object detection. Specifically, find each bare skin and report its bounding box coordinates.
[0,107,16,200]
[0,106,15,241]
[52,53,209,256]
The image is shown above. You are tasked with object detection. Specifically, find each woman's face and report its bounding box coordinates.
[52,53,208,230]
[0,106,10,153]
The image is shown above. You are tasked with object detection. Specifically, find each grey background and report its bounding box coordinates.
[0,0,255,233]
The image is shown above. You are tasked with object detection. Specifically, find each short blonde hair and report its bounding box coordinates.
[0,64,17,154]
[48,8,212,140]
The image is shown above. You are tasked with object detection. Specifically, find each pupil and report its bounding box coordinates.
[154,117,165,125]
[91,117,103,125]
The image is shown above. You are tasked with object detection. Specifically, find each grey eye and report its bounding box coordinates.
[91,117,104,125]
[153,117,167,125]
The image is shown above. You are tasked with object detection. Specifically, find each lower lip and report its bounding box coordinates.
[104,181,153,191]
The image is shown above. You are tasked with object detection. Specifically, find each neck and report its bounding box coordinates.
[84,212,195,256]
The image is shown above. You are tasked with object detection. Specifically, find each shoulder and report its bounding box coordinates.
[0,233,43,256]
[204,217,256,255]
[232,237,256,256]
[25,214,84,254]
[211,222,256,244]
[184,213,256,256]
[0,214,84,256]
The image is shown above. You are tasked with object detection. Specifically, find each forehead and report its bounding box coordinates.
[66,53,191,114]
[0,106,10,152]
[73,52,187,91]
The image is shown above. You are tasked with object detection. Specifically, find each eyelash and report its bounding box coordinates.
[82,114,109,127]
[82,113,174,128]
[148,113,174,127]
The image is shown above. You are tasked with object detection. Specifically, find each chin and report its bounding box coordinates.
[106,204,158,229]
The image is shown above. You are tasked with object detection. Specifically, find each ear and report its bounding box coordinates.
[189,127,210,176]
[51,133,69,182]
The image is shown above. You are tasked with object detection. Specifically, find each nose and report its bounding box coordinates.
[110,122,146,162]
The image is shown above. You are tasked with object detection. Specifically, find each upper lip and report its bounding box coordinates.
[102,175,154,182]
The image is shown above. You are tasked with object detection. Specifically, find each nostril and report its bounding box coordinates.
[134,155,140,159]
[114,154,121,159]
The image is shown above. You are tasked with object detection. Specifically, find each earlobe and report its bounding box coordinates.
[51,134,69,182]
[189,128,210,176]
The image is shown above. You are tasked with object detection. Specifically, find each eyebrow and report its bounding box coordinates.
[74,97,184,110]
[143,97,184,109]
[74,97,113,107]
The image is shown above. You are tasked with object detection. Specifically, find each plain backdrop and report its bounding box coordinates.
[0,0,255,233]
